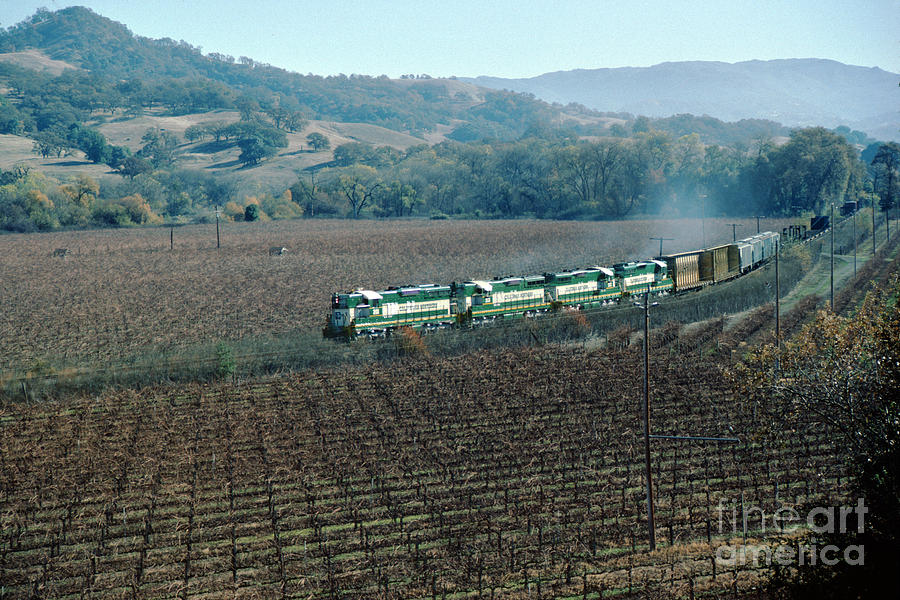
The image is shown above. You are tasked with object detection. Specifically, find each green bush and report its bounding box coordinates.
[215,341,235,380]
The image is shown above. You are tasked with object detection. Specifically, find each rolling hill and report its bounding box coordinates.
[0,6,597,142]
[0,107,438,193]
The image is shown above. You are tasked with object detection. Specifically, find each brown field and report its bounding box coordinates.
[0,217,794,373]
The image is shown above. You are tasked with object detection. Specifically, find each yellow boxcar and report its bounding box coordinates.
[700,245,740,283]
[663,250,704,290]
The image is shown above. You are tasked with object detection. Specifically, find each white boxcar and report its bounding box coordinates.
[736,242,754,272]
[758,231,779,261]
[738,235,765,267]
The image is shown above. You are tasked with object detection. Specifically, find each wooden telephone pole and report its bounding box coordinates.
[649,237,674,257]
[636,288,658,550]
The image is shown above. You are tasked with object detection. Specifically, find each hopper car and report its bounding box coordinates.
[324,231,780,338]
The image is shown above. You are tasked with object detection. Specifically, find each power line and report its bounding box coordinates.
[752,216,766,234]
[830,203,835,311]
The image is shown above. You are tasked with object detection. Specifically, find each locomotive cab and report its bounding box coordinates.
[325,290,383,336]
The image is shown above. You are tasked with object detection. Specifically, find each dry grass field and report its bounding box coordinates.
[0,49,79,75]
[0,217,794,374]
[0,106,426,195]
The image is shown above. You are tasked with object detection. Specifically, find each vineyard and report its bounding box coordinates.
[0,332,848,598]
[2,215,896,597]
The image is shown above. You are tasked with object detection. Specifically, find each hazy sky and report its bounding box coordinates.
[1,1,898,78]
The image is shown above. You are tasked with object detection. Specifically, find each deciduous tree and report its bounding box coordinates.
[871,142,900,213]
[306,132,330,151]
[333,165,381,218]
[60,174,99,208]
[729,281,900,596]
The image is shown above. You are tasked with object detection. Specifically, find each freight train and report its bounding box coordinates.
[324,231,780,338]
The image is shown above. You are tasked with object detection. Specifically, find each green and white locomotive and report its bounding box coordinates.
[544,267,619,307]
[324,232,779,339]
[452,276,548,323]
[613,260,674,295]
[327,284,453,337]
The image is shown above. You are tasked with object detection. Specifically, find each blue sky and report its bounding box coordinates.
[1,1,898,78]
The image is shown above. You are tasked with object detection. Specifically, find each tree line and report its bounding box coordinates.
[3,123,897,232]
[302,128,894,221]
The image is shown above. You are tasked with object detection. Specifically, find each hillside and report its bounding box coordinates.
[0,107,436,193]
[0,6,589,141]
[0,49,78,75]
[465,59,900,142]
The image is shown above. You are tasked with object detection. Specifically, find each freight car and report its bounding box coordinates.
[324,232,780,338]
[661,250,704,290]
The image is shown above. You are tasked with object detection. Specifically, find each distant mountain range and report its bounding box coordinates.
[0,7,896,145]
[464,59,900,142]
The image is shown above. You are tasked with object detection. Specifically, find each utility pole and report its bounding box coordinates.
[170,225,174,250]
[215,205,221,249]
[873,200,877,258]
[700,194,707,247]
[649,237,674,257]
[635,288,658,551]
[753,216,765,234]
[775,239,780,348]
[726,223,743,242]
[830,203,835,311]
[853,209,857,277]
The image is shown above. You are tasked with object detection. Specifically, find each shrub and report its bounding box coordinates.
[215,341,235,380]
[395,326,429,357]
[223,201,244,221]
